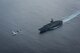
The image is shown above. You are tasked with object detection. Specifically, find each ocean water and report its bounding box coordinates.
[0,0,80,53]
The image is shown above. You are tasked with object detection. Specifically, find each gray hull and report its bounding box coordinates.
[39,21,63,33]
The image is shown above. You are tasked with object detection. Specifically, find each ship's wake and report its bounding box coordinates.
[63,11,80,23]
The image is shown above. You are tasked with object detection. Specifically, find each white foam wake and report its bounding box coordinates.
[12,31,17,35]
[63,11,80,23]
